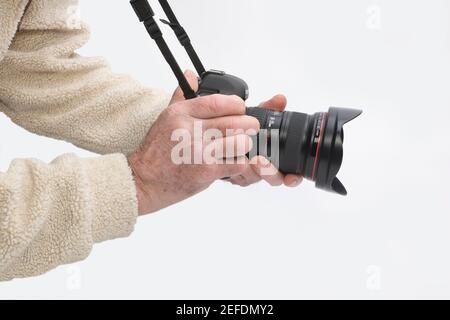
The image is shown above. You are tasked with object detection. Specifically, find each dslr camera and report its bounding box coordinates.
[130,0,362,195]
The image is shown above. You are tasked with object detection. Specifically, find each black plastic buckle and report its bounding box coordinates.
[144,20,163,40]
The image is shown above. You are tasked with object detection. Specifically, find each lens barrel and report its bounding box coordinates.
[246,107,362,195]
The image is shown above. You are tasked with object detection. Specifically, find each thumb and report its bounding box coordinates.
[169,70,199,105]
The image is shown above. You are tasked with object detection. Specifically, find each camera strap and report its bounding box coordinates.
[158,0,206,76]
[130,0,197,99]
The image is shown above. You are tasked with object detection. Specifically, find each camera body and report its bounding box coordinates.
[198,70,249,100]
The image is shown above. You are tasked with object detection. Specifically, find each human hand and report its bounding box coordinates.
[128,71,260,215]
[228,95,304,188]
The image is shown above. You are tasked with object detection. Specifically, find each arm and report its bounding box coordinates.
[0,0,170,156]
[0,1,140,280]
[0,0,301,281]
[0,0,301,187]
[0,153,138,281]
[0,76,260,281]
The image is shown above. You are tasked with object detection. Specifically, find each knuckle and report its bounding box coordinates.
[208,94,222,114]
[195,95,215,115]
[165,104,182,118]
[167,103,179,112]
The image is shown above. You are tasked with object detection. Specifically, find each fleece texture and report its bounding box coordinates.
[0,0,170,281]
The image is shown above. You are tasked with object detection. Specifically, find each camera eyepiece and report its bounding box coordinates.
[246,107,362,195]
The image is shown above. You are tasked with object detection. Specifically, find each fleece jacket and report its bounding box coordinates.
[0,0,170,281]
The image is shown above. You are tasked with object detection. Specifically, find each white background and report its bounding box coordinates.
[1,0,450,299]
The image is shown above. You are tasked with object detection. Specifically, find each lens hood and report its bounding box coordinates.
[314,107,362,195]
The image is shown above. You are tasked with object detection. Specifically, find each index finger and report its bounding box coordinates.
[186,94,246,119]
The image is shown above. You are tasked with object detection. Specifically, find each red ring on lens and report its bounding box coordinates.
[311,113,327,180]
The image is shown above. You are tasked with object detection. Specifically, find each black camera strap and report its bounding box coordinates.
[158,0,206,76]
[130,0,197,99]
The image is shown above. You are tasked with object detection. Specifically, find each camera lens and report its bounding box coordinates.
[246,107,362,195]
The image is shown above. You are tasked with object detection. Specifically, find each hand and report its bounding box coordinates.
[228,95,304,188]
[128,71,260,215]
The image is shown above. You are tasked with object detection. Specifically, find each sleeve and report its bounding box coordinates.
[0,0,171,156]
[0,1,165,281]
[0,153,139,281]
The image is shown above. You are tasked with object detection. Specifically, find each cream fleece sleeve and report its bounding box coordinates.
[0,0,170,280]
[0,0,170,156]
[0,154,138,281]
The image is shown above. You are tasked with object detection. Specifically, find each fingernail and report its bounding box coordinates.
[289,178,302,187]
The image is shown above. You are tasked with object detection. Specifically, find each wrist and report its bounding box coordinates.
[127,152,154,216]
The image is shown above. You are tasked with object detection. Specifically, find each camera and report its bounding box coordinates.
[130,0,362,195]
